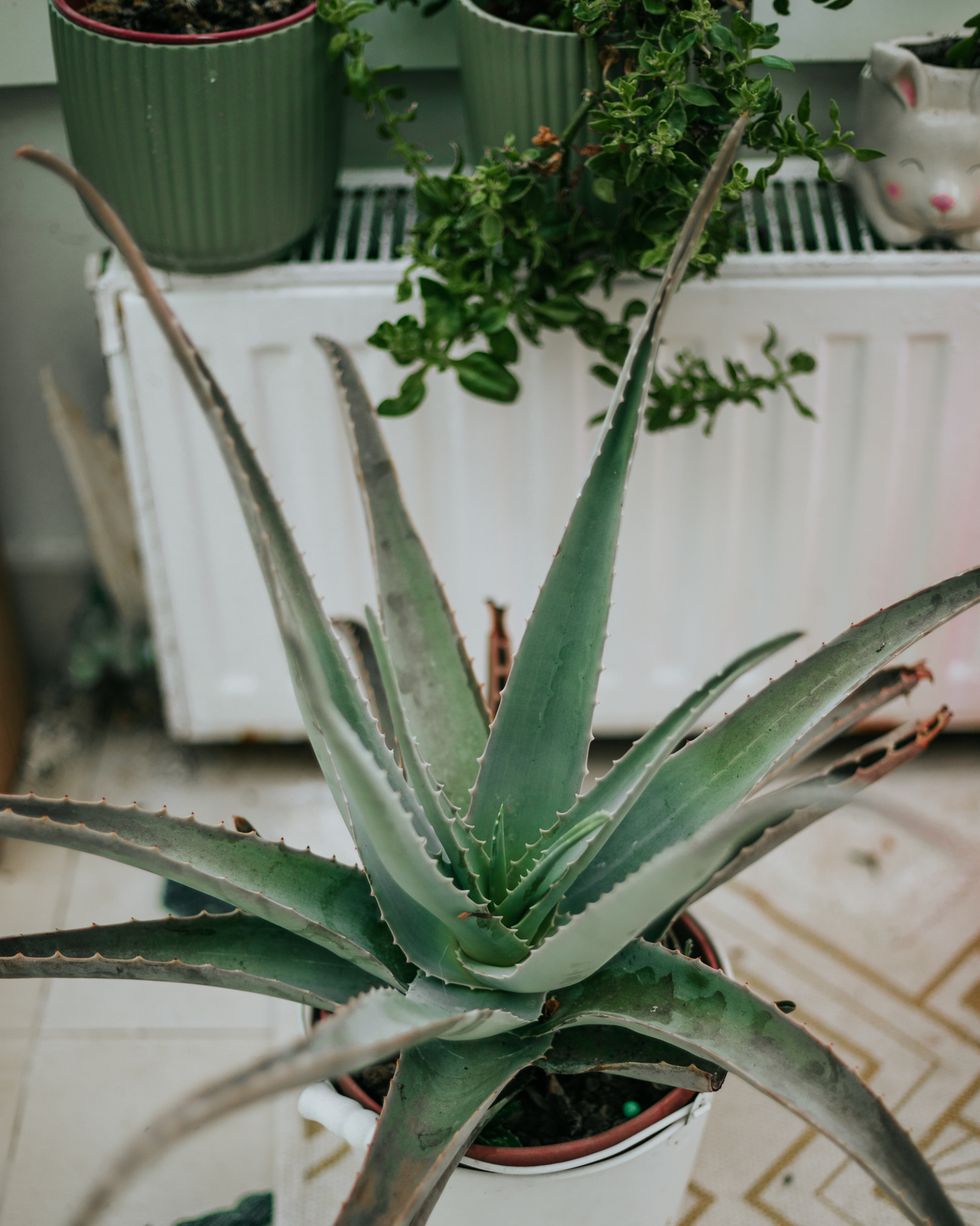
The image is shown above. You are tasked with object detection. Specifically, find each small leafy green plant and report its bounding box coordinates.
[368,0,872,427]
[5,129,975,1226]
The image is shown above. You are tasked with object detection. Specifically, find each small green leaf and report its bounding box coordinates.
[378,371,426,417]
[759,54,795,72]
[455,352,520,402]
[480,212,504,245]
[797,89,812,124]
[678,84,716,107]
[489,326,519,365]
[707,23,738,52]
[533,295,586,326]
[592,177,617,203]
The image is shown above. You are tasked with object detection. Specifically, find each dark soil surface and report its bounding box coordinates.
[906,35,980,70]
[353,1062,671,1149]
[77,0,308,35]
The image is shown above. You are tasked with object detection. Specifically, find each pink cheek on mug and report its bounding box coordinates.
[885,181,902,200]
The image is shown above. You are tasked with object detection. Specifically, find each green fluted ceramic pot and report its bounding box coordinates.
[456,0,597,159]
[49,1,344,273]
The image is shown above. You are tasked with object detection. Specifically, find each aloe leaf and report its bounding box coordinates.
[0,912,380,1010]
[313,691,527,969]
[681,707,951,912]
[461,568,980,992]
[0,794,406,985]
[337,1032,550,1226]
[525,630,802,925]
[577,566,980,907]
[576,630,802,821]
[16,148,416,851]
[546,941,962,1226]
[540,1026,725,1093]
[363,608,481,889]
[464,115,750,850]
[758,660,933,785]
[318,336,489,811]
[498,811,610,927]
[68,989,488,1226]
[333,617,399,752]
[406,975,546,1039]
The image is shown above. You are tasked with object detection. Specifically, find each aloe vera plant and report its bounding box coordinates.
[6,128,978,1226]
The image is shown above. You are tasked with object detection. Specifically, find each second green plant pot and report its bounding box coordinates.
[49,0,345,273]
[456,0,597,159]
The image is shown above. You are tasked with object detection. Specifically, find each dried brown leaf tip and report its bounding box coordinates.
[539,152,564,176]
[531,125,560,148]
[578,143,602,159]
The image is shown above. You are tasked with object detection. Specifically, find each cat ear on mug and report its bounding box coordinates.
[870,43,927,111]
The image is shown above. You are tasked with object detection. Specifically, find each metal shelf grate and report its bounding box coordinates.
[280,172,966,268]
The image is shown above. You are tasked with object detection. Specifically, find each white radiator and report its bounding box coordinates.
[94,163,980,740]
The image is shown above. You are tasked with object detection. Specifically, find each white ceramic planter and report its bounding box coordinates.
[849,36,980,248]
[298,1080,714,1226]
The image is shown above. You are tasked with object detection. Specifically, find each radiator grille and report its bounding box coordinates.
[284,171,967,267]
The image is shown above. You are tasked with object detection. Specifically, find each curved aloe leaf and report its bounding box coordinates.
[0,912,380,1010]
[577,566,980,906]
[0,794,406,985]
[464,115,750,850]
[318,337,489,812]
[15,147,416,850]
[547,942,963,1226]
[337,1032,550,1226]
[406,974,545,1039]
[314,692,527,969]
[68,989,489,1226]
[363,608,480,890]
[333,617,398,752]
[576,629,802,821]
[681,707,951,912]
[758,659,933,786]
[540,1026,724,1093]
[525,630,802,921]
[460,568,980,991]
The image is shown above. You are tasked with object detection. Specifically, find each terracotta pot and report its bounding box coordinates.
[338,912,719,1168]
[49,0,345,272]
[299,915,725,1226]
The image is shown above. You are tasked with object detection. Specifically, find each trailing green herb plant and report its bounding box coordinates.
[8,132,975,1226]
[368,0,874,426]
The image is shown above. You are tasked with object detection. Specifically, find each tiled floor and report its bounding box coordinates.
[1,722,978,1225]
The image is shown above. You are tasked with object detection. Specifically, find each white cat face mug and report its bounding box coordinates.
[848,36,980,250]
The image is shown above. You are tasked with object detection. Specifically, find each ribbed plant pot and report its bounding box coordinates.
[456,0,598,159]
[49,0,345,273]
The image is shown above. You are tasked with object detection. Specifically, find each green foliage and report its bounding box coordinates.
[9,140,976,1226]
[367,0,866,426]
[945,14,980,69]
[591,323,816,433]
